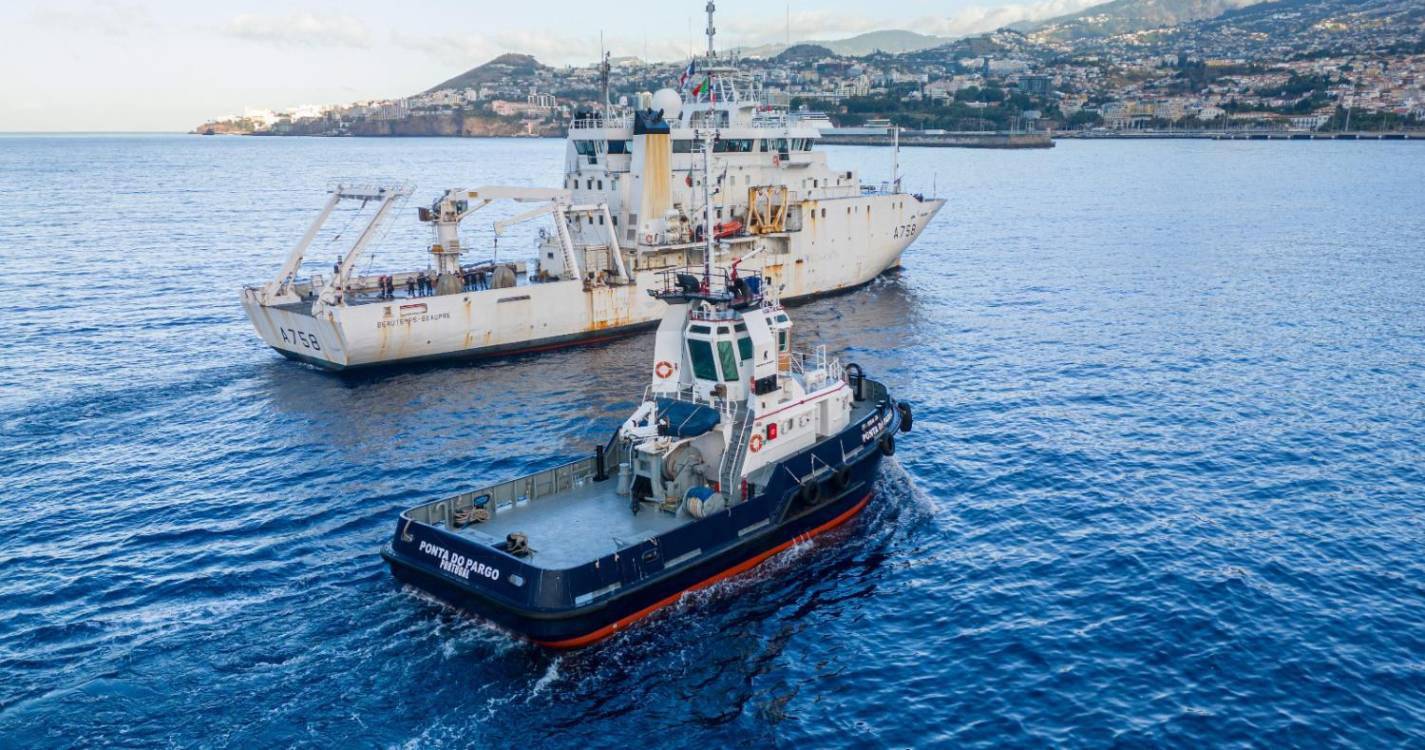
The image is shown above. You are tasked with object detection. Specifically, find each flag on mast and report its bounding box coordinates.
[677,61,697,91]
[692,75,711,99]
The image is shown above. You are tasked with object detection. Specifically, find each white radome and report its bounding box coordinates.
[651,88,682,120]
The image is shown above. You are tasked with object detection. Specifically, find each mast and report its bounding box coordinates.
[599,33,611,114]
[892,125,901,193]
[701,130,714,286]
[705,1,717,58]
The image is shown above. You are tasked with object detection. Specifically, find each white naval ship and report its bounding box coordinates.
[240,4,945,371]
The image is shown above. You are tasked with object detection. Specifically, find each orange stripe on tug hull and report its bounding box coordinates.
[535,491,874,649]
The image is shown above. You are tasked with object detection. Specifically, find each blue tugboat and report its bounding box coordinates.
[381,135,912,647]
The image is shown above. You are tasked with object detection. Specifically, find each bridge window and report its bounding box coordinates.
[714,139,754,153]
[737,336,752,361]
[672,140,693,153]
[717,341,739,381]
[688,339,718,380]
[597,180,603,190]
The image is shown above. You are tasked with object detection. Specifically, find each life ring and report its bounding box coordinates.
[879,434,896,456]
[654,360,675,379]
[749,434,763,452]
[772,154,781,167]
[643,233,655,245]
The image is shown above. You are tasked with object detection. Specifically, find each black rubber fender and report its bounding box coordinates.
[879,434,896,456]
[833,467,852,491]
[897,402,913,433]
[799,479,822,505]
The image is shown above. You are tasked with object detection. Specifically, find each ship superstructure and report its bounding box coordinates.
[241,3,944,370]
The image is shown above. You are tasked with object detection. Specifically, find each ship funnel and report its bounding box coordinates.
[633,109,673,243]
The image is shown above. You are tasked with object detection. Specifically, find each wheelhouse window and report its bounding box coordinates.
[606,140,631,154]
[734,323,751,360]
[713,139,754,153]
[737,336,753,361]
[672,140,694,153]
[688,339,718,380]
[574,140,598,164]
[717,341,740,381]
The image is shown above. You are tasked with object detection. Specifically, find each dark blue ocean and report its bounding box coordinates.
[2,134,1424,748]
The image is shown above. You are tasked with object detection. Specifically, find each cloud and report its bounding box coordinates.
[28,0,156,36]
[222,12,374,49]
[396,0,1114,70]
[911,0,1108,37]
[723,10,883,45]
[396,30,689,69]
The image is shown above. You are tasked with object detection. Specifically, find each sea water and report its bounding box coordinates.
[2,134,1424,747]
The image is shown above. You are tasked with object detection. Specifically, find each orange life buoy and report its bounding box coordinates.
[643,233,655,245]
[772,154,781,167]
[654,360,674,379]
[749,434,763,452]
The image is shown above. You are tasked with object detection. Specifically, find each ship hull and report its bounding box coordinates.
[381,390,904,647]
[244,195,944,371]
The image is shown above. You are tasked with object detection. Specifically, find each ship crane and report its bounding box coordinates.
[257,182,412,310]
[426,186,630,289]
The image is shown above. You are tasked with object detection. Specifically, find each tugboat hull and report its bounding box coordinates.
[381,389,904,647]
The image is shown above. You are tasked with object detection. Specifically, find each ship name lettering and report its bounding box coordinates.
[377,312,453,330]
[860,411,893,443]
[417,539,500,581]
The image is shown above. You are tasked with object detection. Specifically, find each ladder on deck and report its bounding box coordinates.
[719,403,755,504]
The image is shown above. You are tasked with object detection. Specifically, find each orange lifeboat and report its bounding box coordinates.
[713,220,744,239]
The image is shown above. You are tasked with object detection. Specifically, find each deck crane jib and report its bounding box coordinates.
[254,182,413,310]
[417,186,630,290]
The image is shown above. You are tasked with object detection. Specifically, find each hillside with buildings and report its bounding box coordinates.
[194,0,1425,137]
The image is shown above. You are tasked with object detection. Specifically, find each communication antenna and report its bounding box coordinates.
[599,32,611,113]
[705,1,716,58]
[786,2,790,46]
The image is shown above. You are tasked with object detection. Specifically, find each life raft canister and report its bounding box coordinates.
[655,360,675,379]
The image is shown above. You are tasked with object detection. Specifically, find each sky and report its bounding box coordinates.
[0,0,1104,132]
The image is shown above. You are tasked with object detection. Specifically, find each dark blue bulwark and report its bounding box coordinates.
[382,388,903,647]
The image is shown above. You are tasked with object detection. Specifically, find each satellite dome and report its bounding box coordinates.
[651,88,683,120]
